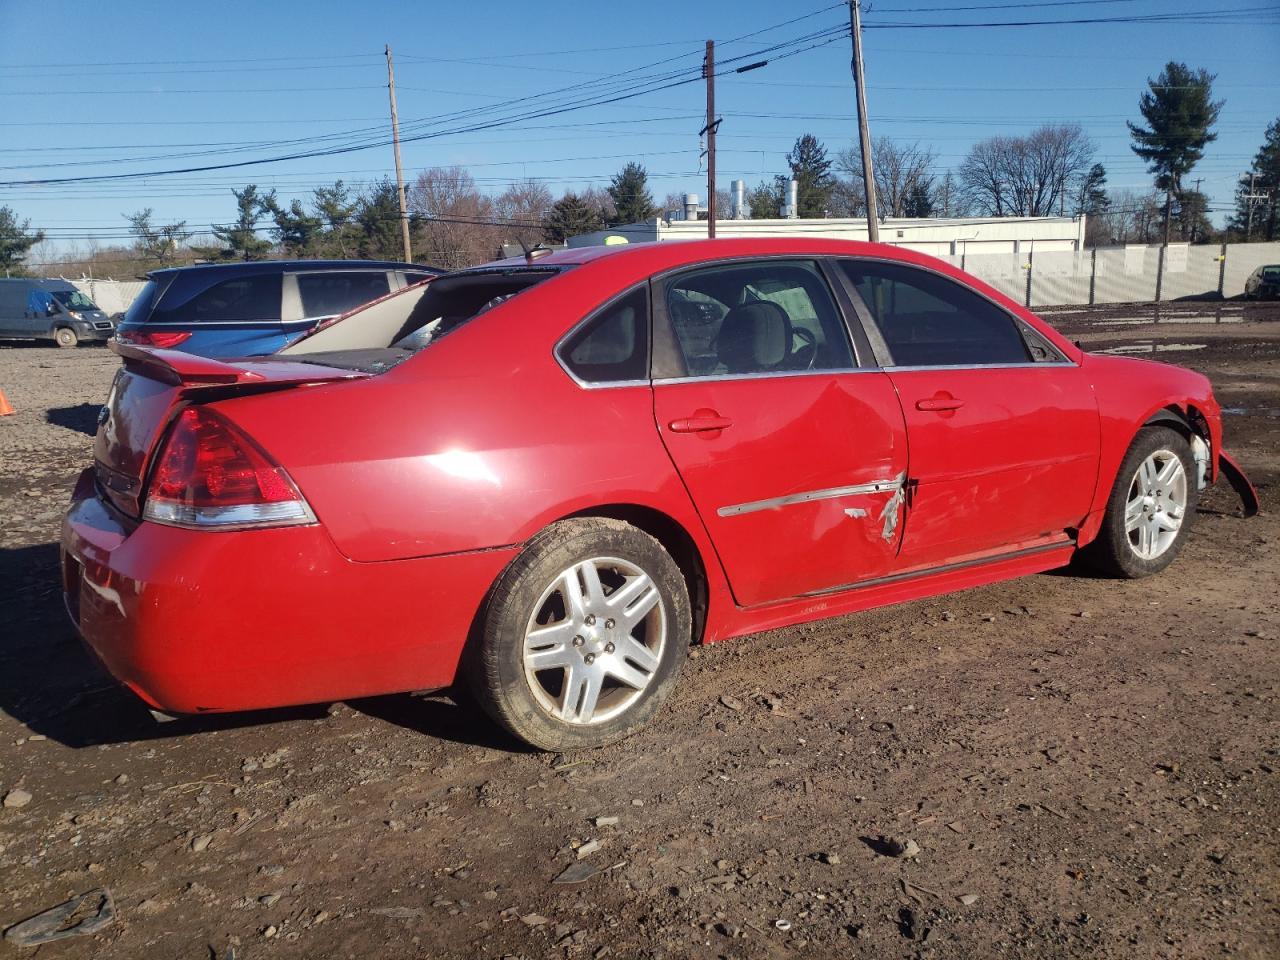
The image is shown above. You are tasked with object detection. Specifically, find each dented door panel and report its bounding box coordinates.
[653,372,908,607]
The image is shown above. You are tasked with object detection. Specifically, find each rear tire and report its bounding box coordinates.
[471,518,690,751]
[54,327,78,348]
[1082,425,1197,578]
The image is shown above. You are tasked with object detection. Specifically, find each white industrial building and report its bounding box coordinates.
[569,180,1086,257]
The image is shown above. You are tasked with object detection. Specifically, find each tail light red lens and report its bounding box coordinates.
[116,329,192,349]
[143,406,314,529]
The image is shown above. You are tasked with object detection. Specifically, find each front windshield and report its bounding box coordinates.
[51,289,99,311]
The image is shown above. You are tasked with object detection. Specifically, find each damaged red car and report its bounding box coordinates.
[62,239,1258,750]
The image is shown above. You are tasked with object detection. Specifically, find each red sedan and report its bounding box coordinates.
[62,239,1258,750]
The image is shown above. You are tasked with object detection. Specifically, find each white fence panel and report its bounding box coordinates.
[1159,244,1223,301]
[1031,250,1091,307]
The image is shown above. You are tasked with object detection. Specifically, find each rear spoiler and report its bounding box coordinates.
[110,341,367,389]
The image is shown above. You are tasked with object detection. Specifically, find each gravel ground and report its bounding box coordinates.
[0,314,1277,959]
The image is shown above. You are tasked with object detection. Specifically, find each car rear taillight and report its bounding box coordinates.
[143,407,315,529]
[116,329,192,349]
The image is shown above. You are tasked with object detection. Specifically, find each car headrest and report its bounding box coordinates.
[714,301,792,373]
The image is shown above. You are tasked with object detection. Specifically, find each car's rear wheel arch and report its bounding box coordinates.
[561,504,709,645]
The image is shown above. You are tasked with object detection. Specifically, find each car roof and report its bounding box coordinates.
[0,277,79,289]
[147,260,441,280]
[487,237,926,274]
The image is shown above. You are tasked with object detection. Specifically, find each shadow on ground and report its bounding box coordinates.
[46,403,102,436]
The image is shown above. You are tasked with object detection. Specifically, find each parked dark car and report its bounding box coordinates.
[114,260,441,357]
[0,278,113,347]
[1244,264,1280,300]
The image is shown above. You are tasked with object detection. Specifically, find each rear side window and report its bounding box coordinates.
[151,274,282,324]
[297,271,390,318]
[838,260,1029,367]
[560,286,649,384]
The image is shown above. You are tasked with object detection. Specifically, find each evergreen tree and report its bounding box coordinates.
[1128,62,1223,241]
[542,193,604,244]
[355,179,408,260]
[607,162,657,225]
[261,193,324,257]
[1229,118,1280,241]
[125,208,189,265]
[210,185,272,260]
[903,182,935,218]
[783,134,835,217]
[313,180,358,257]
[747,182,783,219]
[1075,163,1110,216]
[0,206,45,275]
[1172,190,1213,243]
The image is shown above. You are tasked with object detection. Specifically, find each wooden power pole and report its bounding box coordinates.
[385,44,413,262]
[849,1,879,242]
[703,40,717,239]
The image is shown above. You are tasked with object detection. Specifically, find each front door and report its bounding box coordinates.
[834,258,1101,570]
[651,259,909,607]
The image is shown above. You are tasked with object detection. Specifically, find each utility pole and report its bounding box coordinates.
[1162,187,1173,247]
[385,44,413,262]
[848,1,879,242]
[703,40,717,239]
[1241,170,1268,241]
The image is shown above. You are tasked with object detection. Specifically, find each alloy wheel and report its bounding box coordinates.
[522,556,666,725]
[1124,449,1188,560]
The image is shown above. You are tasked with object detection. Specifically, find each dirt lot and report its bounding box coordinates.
[1,308,1277,959]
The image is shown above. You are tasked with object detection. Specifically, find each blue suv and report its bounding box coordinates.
[115,260,440,358]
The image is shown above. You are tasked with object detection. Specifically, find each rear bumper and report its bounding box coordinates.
[60,469,516,714]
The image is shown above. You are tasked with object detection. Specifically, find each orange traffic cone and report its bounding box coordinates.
[0,389,14,417]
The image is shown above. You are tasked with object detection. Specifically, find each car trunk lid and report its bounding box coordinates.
[94,342,366,518]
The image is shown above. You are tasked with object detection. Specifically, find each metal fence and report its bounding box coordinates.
[938,241,1280,308]
[66,277,149,317]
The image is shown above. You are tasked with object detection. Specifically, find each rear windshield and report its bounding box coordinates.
[1263,267,1280,280]
[280,266,562,373]
[390,268,558,349]
[123,274,174,326]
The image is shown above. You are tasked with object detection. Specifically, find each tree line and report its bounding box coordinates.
[2,59,1276,277]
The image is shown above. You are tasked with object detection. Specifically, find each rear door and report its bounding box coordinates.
[834,258,1100,570]
[651,258,909,607]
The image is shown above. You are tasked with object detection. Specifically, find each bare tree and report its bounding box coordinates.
[493,179,553,250]
[959,124,1095,217]
[1098,189,1165,244]
[410,166,500,269]
[837,139,937,219]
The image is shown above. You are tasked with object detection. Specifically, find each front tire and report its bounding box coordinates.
[1082,425,1197,578]
[471,518,690,751]
[54,327,78,348]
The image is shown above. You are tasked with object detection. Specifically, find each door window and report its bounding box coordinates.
[152,274,282,323]
[560,285,648,384]
[838,260,1030,367]
[297,271,391,318]
[661,260,854,377]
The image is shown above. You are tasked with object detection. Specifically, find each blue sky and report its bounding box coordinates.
[0,0,1274,261]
